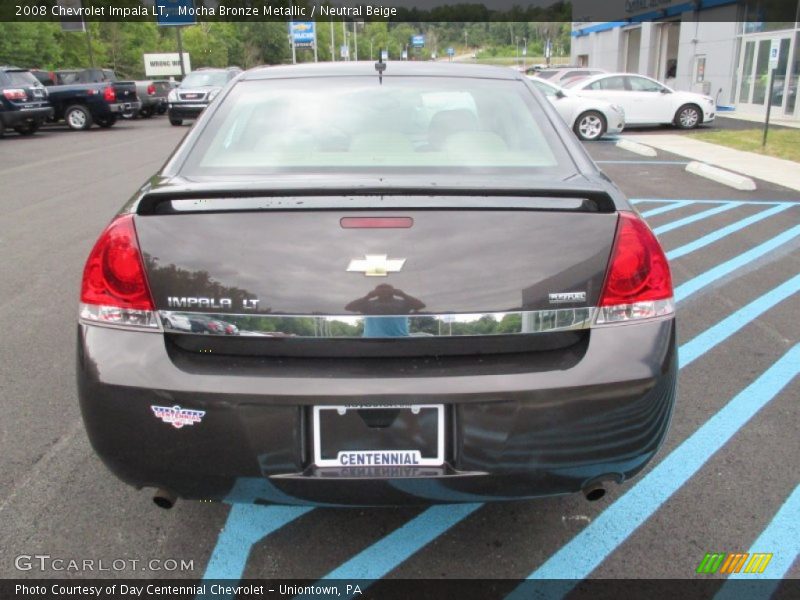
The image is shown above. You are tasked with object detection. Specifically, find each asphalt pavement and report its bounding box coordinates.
[0,117,798,596]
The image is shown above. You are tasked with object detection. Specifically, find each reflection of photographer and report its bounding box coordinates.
[345,284,425,338]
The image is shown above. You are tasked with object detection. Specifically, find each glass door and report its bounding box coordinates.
[737,34,794,115]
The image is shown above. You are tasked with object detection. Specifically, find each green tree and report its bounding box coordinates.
[0,22,63,68]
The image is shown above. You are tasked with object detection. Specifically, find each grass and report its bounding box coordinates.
[691,127,800,163]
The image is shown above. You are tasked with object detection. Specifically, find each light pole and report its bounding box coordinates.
[523,37,527,71]
[353,21,358,61]
[330,20,335,61]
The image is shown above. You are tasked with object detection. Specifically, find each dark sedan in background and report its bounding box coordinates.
[77,63,677,508]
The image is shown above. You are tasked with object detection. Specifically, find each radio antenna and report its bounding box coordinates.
[375,51,387,84]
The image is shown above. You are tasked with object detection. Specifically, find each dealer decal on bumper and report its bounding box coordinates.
[151,405,205,429]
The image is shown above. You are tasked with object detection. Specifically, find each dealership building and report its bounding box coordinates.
[570,0,800,120]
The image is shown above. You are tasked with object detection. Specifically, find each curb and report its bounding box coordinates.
[686,161,757,191]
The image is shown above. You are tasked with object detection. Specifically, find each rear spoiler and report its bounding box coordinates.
[136,188,618,216]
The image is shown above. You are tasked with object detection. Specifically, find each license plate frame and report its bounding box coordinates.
[312,404,445,468]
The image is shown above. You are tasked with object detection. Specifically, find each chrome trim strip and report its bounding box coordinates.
[158,308,597,338]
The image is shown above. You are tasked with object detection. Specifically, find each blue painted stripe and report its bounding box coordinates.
[674,224,800,302]
[714,485,800,600]
[667,204,794,260]
[300,504,482,599]
[640,201,694,218]
[201,505,312,582]
[679,273,800,368]
[506,343,800,593]
[653,202,738,235]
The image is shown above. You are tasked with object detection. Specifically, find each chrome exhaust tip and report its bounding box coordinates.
[583,483,606,502]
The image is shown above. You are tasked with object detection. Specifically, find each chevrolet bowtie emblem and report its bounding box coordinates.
[347,254,406,277]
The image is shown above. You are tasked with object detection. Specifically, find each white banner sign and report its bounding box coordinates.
[143,53,191,77]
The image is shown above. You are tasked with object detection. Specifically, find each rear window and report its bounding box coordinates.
[181,71,229,88]
[536,70,559,79]
[6,70,40,87]
[181,76,574,182]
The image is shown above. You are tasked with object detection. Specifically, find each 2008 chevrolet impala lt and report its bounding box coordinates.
[77,62,677,508]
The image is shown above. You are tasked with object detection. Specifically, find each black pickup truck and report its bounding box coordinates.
[30,68,140,130]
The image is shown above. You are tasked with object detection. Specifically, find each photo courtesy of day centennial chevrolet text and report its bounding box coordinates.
[77,62,677,507]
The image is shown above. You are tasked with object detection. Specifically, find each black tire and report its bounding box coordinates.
[139,107,154,119]
[574,110,607,141]
[157,106,167,115]
[169,117,183,126]
[64,104,93,130]
[96,115,118,128]
[674,104,702,129]
[14,120,41,135]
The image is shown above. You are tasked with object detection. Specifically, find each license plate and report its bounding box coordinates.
[313,404,445,468]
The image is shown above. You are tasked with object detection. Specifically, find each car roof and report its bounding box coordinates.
[242,62,523,82]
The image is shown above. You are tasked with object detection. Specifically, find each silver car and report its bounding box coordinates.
[529,77,625,141]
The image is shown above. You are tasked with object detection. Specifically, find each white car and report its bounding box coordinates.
[528,76,625,141]
[565,73,715,129]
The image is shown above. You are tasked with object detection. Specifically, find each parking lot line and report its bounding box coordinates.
[309,504,482,598]
[201,505,312,581]
[507,343,800,595]
[640,201,695,218]
[679,273,800,367]
[652,202,738,235]
[714,484,800,600]
[667,204,795,260]
[674,224,800,302]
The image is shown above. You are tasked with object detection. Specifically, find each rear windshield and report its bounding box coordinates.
[181,71,229,88]
[180,76,574,182]
[5,70,40,87]
[535,70,559,79]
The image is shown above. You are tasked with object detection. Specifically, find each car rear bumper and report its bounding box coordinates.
[0,106,53,127]
[168,103,207,119]
[77,318,677,505]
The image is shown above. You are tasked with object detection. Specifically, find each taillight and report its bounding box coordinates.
[103,86,116,102]
[79,214,158,329]
[595,212,674,324]
[3,88,27,101]
[147,84,156,96]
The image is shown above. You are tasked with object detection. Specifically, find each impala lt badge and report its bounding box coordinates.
[347,255,406,277]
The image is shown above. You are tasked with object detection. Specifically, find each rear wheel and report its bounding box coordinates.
[140,107,154,119]
[14,120,41,135]
[674,104,701,129]
[169,116,183,126]
[65,105,93,130]
[574,111,606,141]
[96,115,118,128]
